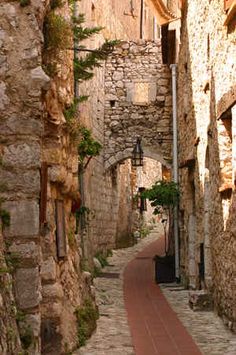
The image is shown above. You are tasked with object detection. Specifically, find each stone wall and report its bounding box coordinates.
[177,0,236,330]
[0,1,48,352]
[104,40,172,169]
[77,1,173,260]
[0,220,22,355]
[0,1,95,353]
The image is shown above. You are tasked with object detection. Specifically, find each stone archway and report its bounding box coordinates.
[103,40,173,170]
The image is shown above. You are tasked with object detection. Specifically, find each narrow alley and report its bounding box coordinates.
[76,227,236,355]
[0,0,236,354]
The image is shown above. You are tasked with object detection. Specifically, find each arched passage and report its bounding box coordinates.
[104,40,173,170]
[104,145,171,170]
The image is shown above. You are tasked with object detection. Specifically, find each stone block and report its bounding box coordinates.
[189,290,213,311]
[0,169,40,194]
[15,268,41,309]
[0,81,10,110]
[0,116,42,136]
[42,283,64,300]
[24,314,41,337]
[3,200,39,237]
[30,66,50,90]
[3,142,41,168]
[113,71,123,81]
[9,241,40,262]
[41,257,57,282]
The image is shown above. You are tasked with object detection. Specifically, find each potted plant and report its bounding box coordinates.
[141,180,179,283]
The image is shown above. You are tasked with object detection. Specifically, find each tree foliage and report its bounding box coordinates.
[77,127,102,163]
[142,180,179,215]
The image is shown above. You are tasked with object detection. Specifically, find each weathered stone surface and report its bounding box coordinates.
[189,290,213,312]
[9,241,40,262]
[0,170,40,194]
[0,81,9,109]
[24,314,41,337]
[178,0,236,330]
[104,41,172,168]
[2,200,39,237]
[41,257,57,282]
[30,66,50,90]
[3,142,41,168]
[42,283,64,300]
[0,116,42,136]
[93,257,102,271]
[15,268,41,309]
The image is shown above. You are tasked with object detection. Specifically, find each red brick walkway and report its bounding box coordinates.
[123,236,202,355]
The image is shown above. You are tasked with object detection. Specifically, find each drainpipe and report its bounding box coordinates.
[140,0,144,39]
[170,64,180,281]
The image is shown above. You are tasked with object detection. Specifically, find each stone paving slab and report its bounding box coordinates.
[124,236,201,355]
[74,226,236,355]
[160,284,236,355]
[74,228,161,355]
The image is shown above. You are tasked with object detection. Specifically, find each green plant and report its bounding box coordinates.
[0,266,9,274]
[15,309,26,323]
[74,39,119,83]
[142,180,179,255]
[75,299,99,347]
[140,225,151,238]
[95,252,109,268]
[5,252,21,273]
[77,127,102,164]
[19,324,34,350]
[0,183,7,192]
[44,12,72,52]
[68,229,76,249]
[76,205,90,217]
[107,249,113,257]
[142,180,179,215]
[0,208,10,228]
[72,14,103,42]
[42,62,58,77]
[50,0,64,9]
[19,0,31,7]
[64,98,80,122]
[63,123,102,167]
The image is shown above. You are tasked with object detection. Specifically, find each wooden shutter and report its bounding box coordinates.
[40,162,48,225]
[168,30,176,65]
[55,200,67,258]
[225,0,234,10]
[161,25,169,64]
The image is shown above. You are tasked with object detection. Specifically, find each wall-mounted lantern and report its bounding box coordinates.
[132,137,143,167]
[157,132,163,145]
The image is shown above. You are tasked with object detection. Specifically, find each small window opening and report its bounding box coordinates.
[198,243,205,289]
[110,100,116,107]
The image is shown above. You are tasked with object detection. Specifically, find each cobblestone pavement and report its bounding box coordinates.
[160,284,236,355]
[74,226,236,355]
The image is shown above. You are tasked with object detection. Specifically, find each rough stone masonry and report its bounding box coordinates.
[104,40,172,169]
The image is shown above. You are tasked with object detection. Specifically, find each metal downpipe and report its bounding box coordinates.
[170,64,180,281]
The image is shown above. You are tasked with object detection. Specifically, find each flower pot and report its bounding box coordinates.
[154,254,175,283]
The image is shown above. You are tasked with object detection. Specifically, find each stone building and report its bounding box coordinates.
[0,0,174,353]
[77,0,173,259]
[175,0,236,331]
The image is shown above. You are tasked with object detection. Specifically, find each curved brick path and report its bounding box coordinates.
[124,236,201,355]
